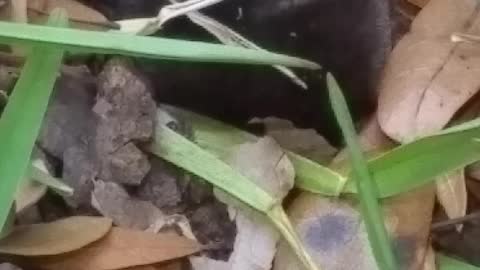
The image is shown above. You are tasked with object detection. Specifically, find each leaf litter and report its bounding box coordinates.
[3,0,480,269]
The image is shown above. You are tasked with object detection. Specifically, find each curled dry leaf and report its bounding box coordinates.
[32,227,201,270]
[436,169,467,229]
[0,216,112,256]
[378,0,480,142]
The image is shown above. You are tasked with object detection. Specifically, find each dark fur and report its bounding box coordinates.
[84,0,392,144]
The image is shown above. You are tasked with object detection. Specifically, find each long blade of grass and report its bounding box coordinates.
[326,73,398,270]
[0,10,67,231]
[342,121,480,197]
[160,104,346,196]
[0,21,319,69]
[148,118,319,270]
[166,103,480,199]
[438,254,480,270]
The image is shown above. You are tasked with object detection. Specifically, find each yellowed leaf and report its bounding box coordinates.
[436,169,467,228]
[0,216,112,256]
[378,0,480,142]
[27,0,115,30]
[33,227,201,270]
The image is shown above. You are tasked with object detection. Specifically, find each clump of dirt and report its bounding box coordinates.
[37,58,236,259]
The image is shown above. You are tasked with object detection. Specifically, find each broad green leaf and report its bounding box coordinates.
[160,105,346,196]
[438,254,480,270]
[0,21,320,69]
[0,9,67,231]
[327,73,398,270]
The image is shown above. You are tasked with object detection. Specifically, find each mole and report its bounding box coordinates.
[82,0,393,145]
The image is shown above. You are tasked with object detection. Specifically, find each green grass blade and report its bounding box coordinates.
[0,10,67,230]
[342,122,480,197]
[160,105,346,196]
[326,73,398,270]
[0,21,320,69]
[148,121,275,212]
[438,254,480,270]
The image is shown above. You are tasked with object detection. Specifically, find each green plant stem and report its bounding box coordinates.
[326,73,398,270]
[0,10,67,231]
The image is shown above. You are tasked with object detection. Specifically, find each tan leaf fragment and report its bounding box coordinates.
[249,117,337,164]
[0,216,112,256]
[210,137,295,270]
[421,245,436,270]
[436,169,467,230]
[27,0,115,30]
[33,227,201,270]
[378,0,480,142]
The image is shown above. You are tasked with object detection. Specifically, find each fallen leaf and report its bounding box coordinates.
[27,0,115,30]
[211,137,294,270]
[91,180,167,231]
[408,0,431,8]
[0,216,112,256]
[227,137,295,200]
[378,0,480,142]
[249,117,337,164]
[274,186,435,270]
[436,169,467,230]
[421,245,436,270]
[33,227,201,270]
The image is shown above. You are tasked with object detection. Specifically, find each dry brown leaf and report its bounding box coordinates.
[0,216,112,256]
[408,0,431,8]
[33,227,201,270]
[436,169,467,230]
[274,186,435,270]
[378,0,480,142]
[27,0,114,30]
